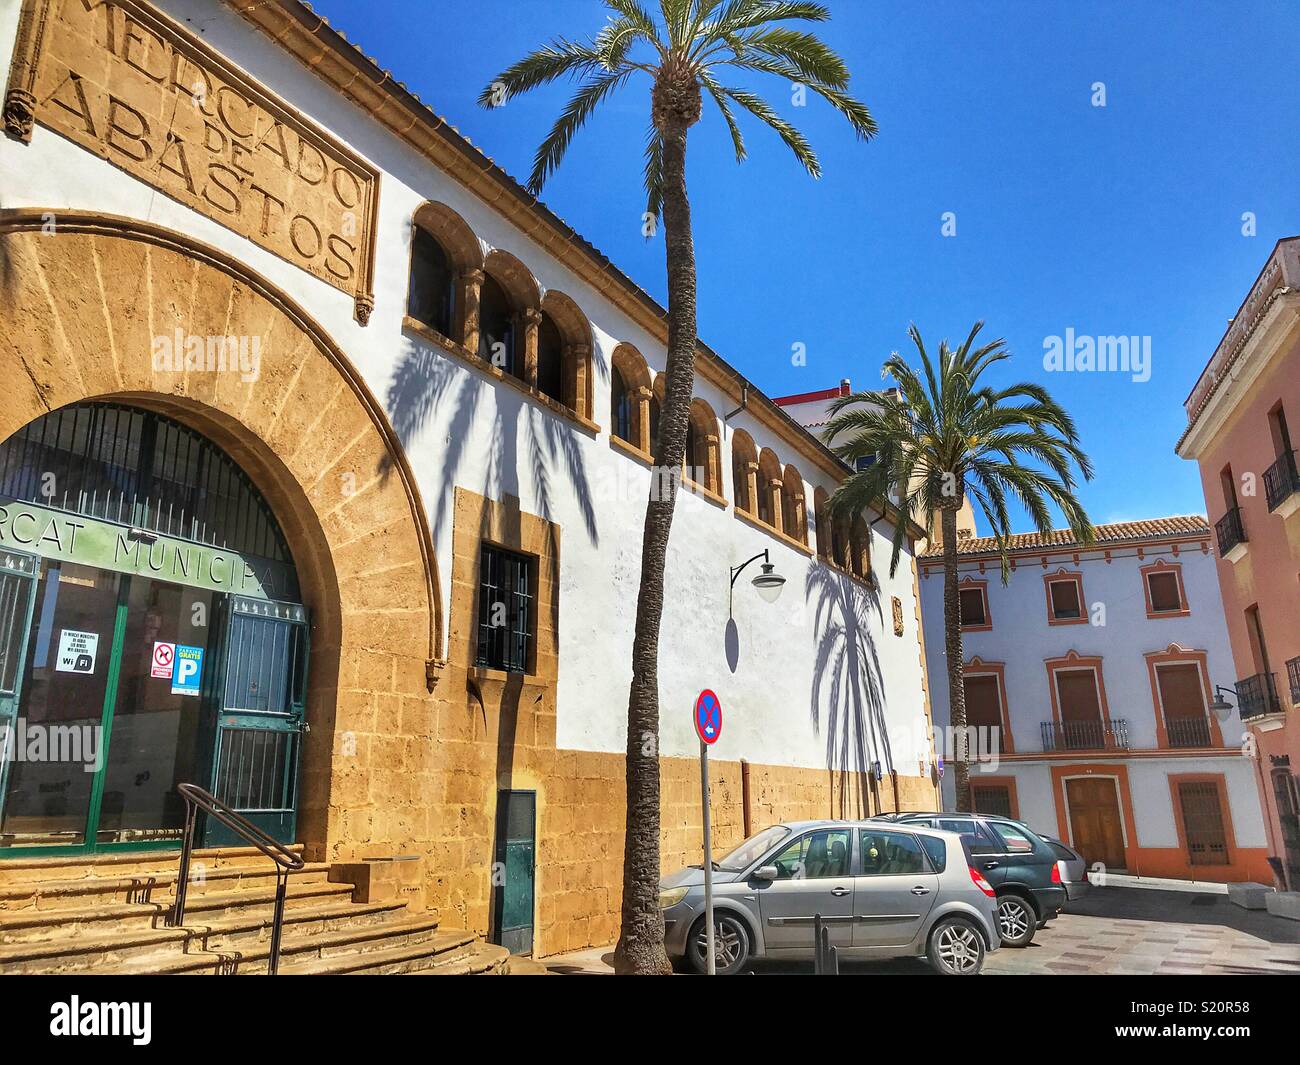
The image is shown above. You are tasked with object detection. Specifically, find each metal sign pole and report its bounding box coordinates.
[700,736,716,976]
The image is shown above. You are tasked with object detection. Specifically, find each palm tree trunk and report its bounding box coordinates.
[941,507,971,812]
[612,117,696,976]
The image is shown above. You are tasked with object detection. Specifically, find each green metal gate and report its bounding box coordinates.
[204,595,310,846]
[0,550,39,828]
[492,790,536,955]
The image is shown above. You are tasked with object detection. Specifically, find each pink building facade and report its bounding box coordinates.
[1177,237,1300,890]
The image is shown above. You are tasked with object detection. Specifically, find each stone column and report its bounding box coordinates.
[703,433,720,493]
[568,342,589,416]
[791,490,806,543]
[742,460,759,515]
[521,307,542,386]
[634,386,653,453]
[768,477,784,532]
[458,268,483,354]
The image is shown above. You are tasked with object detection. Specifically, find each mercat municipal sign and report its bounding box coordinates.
[0,497,299,603]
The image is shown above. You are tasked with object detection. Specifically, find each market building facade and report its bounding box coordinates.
[0,0,937,964]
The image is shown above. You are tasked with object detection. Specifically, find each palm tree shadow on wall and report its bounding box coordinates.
[379,332,600,551]
[806,565,892,820]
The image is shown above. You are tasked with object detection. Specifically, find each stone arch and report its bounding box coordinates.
[0,209,442,864]
[412,200,483,271]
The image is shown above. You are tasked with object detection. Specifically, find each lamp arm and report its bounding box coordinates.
[729,549,771,617]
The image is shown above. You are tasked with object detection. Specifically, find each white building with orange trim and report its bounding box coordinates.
[919,518,1270,883]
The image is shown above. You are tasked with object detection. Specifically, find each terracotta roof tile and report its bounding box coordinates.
[920,515,1210,557]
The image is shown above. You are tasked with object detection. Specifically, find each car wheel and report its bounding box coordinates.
[996,894,1037,947]
[927,917,985,975]
[688,913,751,975]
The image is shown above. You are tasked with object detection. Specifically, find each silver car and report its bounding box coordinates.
[660,820,1001,975]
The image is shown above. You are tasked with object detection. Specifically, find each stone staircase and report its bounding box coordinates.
[0,846,510,975]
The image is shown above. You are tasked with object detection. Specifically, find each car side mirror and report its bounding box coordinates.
[752,865,778,882]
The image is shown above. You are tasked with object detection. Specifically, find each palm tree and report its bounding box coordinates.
[822,323,1095,813]
[481,0,876,973]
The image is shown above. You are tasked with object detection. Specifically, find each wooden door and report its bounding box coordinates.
[1066,777,1126,869]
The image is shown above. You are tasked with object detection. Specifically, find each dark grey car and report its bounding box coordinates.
[659,820,1001,975]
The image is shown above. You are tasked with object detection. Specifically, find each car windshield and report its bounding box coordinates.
[716,825,791,871]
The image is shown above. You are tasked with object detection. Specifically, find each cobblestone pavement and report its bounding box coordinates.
[542,887,1300,975]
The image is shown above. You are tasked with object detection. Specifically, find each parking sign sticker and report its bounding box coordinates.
[171,644,204,697]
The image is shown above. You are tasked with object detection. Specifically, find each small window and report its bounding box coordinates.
[611,366,634,445]
[971,784,1012,818]
[988,821,1036,854]
[475,545,534,673]
[958,587,987,627]
[768,829,851,879]
[938,818,1000,855]
[1147,571,1182,613]
[408,227,456,338]
[536,313,565,405]
[917,834,947,873]
[1048,578,1082,620]
[478,274,518,378]
[859,830,926,876]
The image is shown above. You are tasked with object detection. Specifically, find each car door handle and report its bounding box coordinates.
[983,861,1000,870]
[910,886,931,895]
[830,886,850,897]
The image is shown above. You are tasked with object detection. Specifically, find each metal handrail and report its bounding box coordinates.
[170,783,305,975]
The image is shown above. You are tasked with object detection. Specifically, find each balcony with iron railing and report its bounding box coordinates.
[1287,657,1300,706]
[1165,715,1213,748]
[1265,450,1300,513]
[1236,672,1283,720]
[1214,506,1248,558]
[1041,718,1130,752]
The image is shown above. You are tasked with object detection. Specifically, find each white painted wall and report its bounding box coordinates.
[0,0,933,775]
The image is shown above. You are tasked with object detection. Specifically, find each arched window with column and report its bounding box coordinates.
[536,312,564,403]
[408,202,482,347]
[610,344,653,452]
[756,449,783,530]
[814,487,831,559]
[782,463,806,544]
[731,429,758,515]
[538,290,594,418]
[478,272,518,377]
[685,398,722,495]
[480,249,540,386]
[850,514,872,580]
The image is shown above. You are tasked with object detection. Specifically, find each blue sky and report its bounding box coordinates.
[312,0,1300,531]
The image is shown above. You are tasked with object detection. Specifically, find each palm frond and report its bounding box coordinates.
[479,41,605,108]
[527,69,635,193]
[719,86,820,176]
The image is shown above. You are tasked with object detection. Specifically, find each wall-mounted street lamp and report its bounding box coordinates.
[729,549,786,617]
[1208,685,1237,723]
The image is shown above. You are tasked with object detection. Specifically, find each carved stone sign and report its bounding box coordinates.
[3,0,378,322]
